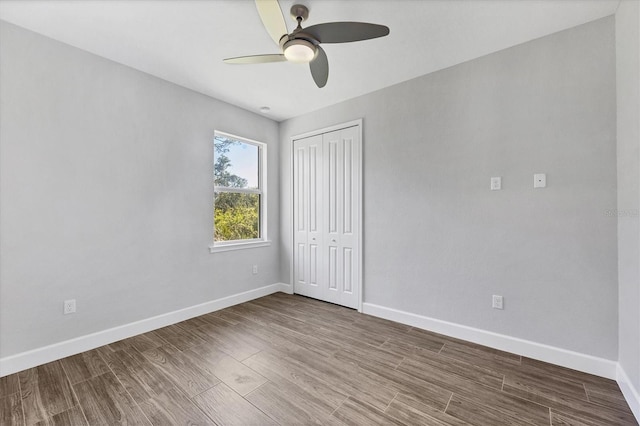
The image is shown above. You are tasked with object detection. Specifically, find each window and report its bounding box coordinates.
[210,131,268,252]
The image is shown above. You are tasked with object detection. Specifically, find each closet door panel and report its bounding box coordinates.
[293,144,308,292]
[307,138,323,292]
[293,135,323,300]
[332,126,359,309]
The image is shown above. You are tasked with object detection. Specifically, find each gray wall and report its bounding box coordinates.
[616,0,640,393]
[280,17,618,359]
[0,21,280,358]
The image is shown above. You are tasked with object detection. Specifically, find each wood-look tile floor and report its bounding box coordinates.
[1,293,637,425]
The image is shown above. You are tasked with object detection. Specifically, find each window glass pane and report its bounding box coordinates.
[214,192,260,242]
[214,136,259,189]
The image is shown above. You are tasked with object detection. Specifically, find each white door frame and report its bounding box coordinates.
[290,119,363,312]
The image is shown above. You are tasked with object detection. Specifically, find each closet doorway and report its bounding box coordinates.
[291,120,362,310]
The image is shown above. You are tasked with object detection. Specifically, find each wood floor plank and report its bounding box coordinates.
[334,350,453,412]
[19,361,77,425]
[285,346,398,411]
[60,349,110,384]
[313,325,392,357]
[192,383,277,426]
[265,301,358,330]
[73,372,150,425]
[107,349,176,404]
[0,374,20,398]
[249,297,315,322]
[0,393,24,426]
[267,321,343,356]
[356,313,411,332]
[244,301,343,341]
[211,356,268,397]
[147,324,207,351]
[245,380,336,425]
[384,332,446,354]
[550,407,638,426]
[205,309,241,325]
[439,340,522,374]
[265,292,301,305]
[243,350,348,410]
[227,313,341,358]
[175,314,215,329]
[406,327,462,347]
[503,382,638,426]
[204,312,315,359]
[386,393,471,426]
[289,300,358,327]
[364,340,504,390]
[585,383,633,413]
[380,336,443,360]
[98,344,147,370]
[189,323,263,361]
[232,321,318,357]
[504,368,589,402]
[313,319,388,348]
[330,342,403,370]
[183,342,228,366]
[521,357,618,390]
[396,339,504,389]
[344,320,411,343]
[138,387,214,425]
[33,405,87,426]
[109,333,167,354]
[396,358,551,424]
[445,393,541,426]
[223,304,273,326]
[292,295,354,316]
[215,309,255,327]
[332,397,405,426]
[551,409,598,426]
[94,344,123,365]
[142,345,219,398]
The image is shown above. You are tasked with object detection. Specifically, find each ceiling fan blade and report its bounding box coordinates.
[304,22,389,44]
[310,46,328,88]
[223,54,286,64]
[255,0,288,45]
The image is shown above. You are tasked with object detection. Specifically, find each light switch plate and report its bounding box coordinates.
[490,177,502,191]
[534,173,546,188]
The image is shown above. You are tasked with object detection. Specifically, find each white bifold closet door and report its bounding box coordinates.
[293,125,360,309]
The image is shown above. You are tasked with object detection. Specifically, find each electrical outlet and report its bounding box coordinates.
[252,264,258,275]
[492,295,503,310]
[64,299,76,315]
[490,177,502,191]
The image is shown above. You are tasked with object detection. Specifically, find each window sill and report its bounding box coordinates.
[209,240,271,253]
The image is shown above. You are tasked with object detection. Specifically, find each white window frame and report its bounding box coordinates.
[209,131,269,253]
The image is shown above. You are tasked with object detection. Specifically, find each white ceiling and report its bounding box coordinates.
[0,0,620,121]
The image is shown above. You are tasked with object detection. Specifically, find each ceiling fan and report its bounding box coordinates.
[223,0,390,88]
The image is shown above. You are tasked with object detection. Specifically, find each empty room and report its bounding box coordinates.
[0,0,639,424]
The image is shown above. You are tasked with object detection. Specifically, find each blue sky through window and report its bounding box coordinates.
[224,141,258,189]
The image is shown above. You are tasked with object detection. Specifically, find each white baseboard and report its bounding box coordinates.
[0,282,291,377]
[362,302,618,380]
[617,364,640,422]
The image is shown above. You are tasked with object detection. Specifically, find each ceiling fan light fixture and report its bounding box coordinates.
[283,39,316,63]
